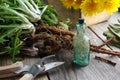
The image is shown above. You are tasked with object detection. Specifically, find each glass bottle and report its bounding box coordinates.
[73,18,90,66]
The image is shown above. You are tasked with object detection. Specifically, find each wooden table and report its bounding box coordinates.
[0,3,120,79]
[0,12,120,80]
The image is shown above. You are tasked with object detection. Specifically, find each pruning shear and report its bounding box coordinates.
[0,55,64,80]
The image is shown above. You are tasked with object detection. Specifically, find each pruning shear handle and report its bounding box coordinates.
[0,62,23,78]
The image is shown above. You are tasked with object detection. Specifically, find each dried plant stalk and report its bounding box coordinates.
[95,56,116,66]
[91,44,120,57]
[37,24,75,37]
[97,37,114,48]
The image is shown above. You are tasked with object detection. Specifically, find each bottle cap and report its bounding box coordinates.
[78,18,84,24]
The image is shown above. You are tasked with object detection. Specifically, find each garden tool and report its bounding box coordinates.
[0,55,64,80]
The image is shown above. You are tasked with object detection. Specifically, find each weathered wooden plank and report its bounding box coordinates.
[89,12,120,51]
[56,50,77,80]
[108,12,120,24]
[47,0,80,27]
[87,13,120,80]
[87,12,120,66]
[73,28,120,80]
[48,50,77,80]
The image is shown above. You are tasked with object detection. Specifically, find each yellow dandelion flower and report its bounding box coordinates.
[61,0,120,16]
[61,0,75,8]
[104,0,120,14]
[73,0,82,9]
[80,0,104,16]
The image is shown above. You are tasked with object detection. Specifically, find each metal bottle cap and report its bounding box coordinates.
[78,18,84,24]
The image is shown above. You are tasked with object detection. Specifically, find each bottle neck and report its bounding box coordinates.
[76,22,86,36]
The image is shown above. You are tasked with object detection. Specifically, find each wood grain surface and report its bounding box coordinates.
[0,0,120,80]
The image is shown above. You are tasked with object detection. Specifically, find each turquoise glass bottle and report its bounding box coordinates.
[73,18,90,66]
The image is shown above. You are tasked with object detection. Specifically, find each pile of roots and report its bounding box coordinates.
[21,22,74,56]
